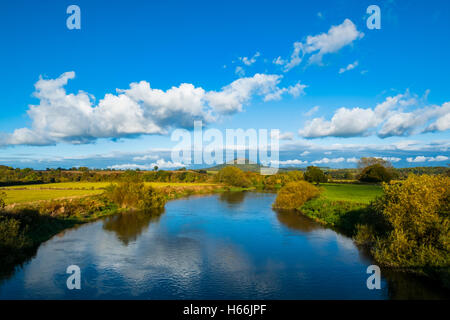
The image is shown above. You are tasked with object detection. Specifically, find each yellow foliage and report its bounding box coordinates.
[273,181,320,210]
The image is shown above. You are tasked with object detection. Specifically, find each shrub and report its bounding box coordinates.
[273,181,320,210]
[0,191,5,209]
[355,174,450,286]
[358,164,394,183]
[304,166,327,184]
[216,166,251,188]
[105,182,166,210]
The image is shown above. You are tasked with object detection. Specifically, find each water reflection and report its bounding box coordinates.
[219,191,246,205]
[274,209,322,233]
[102,208,164,245]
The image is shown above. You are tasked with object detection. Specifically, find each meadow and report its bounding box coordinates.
[1,182,218,205]
[298,183,383,235]
[319,183,383,204]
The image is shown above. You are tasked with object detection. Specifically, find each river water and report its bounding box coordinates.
[0,192,448,299]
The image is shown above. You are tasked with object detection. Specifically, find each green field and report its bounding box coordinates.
[2,188,104,204]
[298,183,384,234]
[0,181,218,205]
[320,183,383,203]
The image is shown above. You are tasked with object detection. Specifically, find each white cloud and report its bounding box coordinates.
[281,19,364,71]
[277,131,295,140]
[312,157,345,164]
[406,155,449,163]
[298,92,449,139]
[132,155,159,161]
[305,106,320,116]
[239,52,260,66]
[108,159,185,170]
[424,102,450,132]
[339,61,359,74]
[2,72,300,146]
[346,157,359,163]
[300,151,310,156]
[235,66,245,77]
[300,107,379,138]
[272,56,286,65]
[263,81,307,101]
[382,157,402,163]
[270,159,308,166]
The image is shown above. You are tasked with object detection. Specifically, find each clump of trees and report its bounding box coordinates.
[358,164,394,183]
[105,182,167,210]
[216,166,251,188]
[357,157,397,183]
[304,166,327,184]
[273,181,320,210]
[355,174,450,287]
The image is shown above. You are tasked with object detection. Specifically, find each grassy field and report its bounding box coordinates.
[299,183,384,235]
[319,183,383,203]
[1,182,219,205]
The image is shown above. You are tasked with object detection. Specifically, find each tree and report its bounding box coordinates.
[304,166,327,184]
[358,164,394,183]
[153,166,159,171]
[357,157,392,169]
[216,166,251,188]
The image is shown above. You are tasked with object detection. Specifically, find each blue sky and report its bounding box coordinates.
[0,0,449,169]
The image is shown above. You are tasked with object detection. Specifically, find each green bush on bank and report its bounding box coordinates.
[273,181,320,210]
[105,182,167,210]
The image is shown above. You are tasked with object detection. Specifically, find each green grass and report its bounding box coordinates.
[0,182,111,190]
[298,183,383,235]
[319,183,383,204]
[3,189,104,204]
[1,181,220,205]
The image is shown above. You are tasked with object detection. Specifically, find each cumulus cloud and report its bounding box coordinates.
[312,157,345,164]
[406,155,449,163]
[108,158,185,170]
[279,19,364,71]
[339,61,359,74]
[2,72,302,146]
[299,92,450,139]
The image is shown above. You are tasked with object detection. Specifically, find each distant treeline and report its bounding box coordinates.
[0,164,448,186]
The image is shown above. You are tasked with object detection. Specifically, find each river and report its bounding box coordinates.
[0,192,448,299]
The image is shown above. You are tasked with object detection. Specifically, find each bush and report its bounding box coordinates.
[304,166,327,184]
[273,181,320,210]
[105,182,166,210]
[355,174,450,287]
[216,166,251,188]
[358,164,394,183]
[0,191,5,209]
